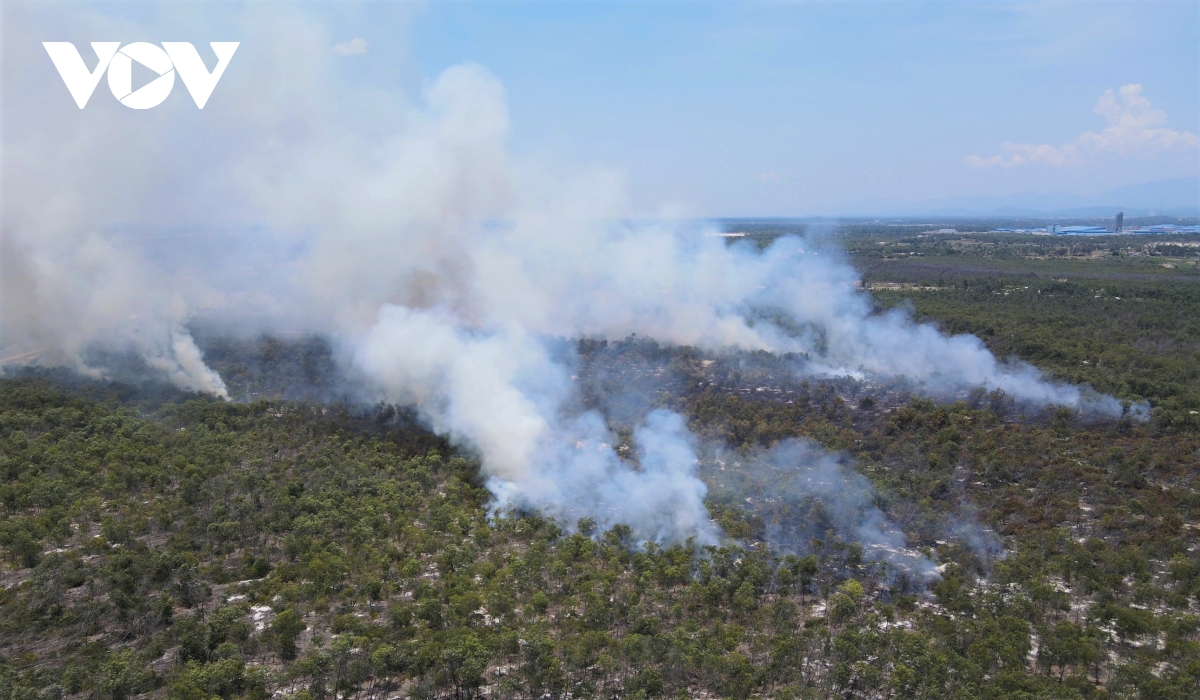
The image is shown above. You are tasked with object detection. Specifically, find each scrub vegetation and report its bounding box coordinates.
[2,229,1199,700]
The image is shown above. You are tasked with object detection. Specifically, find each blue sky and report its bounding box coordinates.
[386,1,1198,214]
[8,1,1200,216]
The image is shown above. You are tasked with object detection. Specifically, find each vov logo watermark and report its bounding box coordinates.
[43,42,239,109]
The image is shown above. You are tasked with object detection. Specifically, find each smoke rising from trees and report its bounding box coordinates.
[1,4,1140,546]
[709,439,940,583]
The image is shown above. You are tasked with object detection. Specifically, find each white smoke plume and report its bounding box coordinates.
[354,306,719,545]
[1,228,228,398]
[1,3,1141,545]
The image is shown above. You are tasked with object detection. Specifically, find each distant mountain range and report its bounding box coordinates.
[837,176,1200,217]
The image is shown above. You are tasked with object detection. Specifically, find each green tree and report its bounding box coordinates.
[440,631,489,699]
[271,608,306,661]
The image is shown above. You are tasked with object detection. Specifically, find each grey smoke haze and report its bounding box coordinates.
[713,439,940,583]
[1,3,1139,545]
[946,512,1006,570]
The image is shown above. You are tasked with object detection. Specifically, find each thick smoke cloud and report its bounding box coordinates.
[354,306,718,545]
[1,227,229,397]
[1,3,1139,546]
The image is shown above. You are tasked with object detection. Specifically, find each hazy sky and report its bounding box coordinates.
[7,1,1200,216]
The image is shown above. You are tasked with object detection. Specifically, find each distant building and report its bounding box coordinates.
[1115,212,1124,233]
[1127,224,1200,234]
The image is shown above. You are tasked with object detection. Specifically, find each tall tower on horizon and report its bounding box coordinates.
[1115,211,1124,233]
